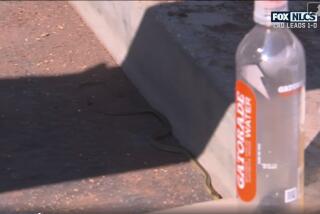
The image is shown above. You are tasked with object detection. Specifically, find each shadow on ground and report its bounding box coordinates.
[0,63,189,192]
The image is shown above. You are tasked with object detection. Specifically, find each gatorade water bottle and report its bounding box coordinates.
[235,0,305,211]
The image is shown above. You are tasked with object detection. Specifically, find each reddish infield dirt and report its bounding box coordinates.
[0,2,212,213]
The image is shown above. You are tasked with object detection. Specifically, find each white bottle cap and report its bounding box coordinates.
[254,0,288,26]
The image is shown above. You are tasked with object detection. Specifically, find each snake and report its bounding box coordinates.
[96,109,222,200]
[78,82,221,200]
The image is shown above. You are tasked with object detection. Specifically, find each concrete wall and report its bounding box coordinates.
[70,0,237,197]
[70,0,320,204]
[69,1,162,64]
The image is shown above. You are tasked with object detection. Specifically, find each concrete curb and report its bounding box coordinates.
[70,0,320,211]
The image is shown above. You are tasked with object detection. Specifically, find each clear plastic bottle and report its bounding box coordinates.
[235,0,305,212]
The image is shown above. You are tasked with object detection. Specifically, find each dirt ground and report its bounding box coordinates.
[0,2,212,213]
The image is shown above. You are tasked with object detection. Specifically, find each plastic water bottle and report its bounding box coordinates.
[235,0,305,211]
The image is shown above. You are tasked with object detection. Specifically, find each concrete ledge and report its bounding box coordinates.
[152,198,313,214]
[69,1,162,64]
[71,0,320,210]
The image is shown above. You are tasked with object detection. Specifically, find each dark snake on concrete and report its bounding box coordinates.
[78,81,221,200]
[96,110,222,201]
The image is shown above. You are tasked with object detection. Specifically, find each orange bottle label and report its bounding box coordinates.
[235,80,257,202]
